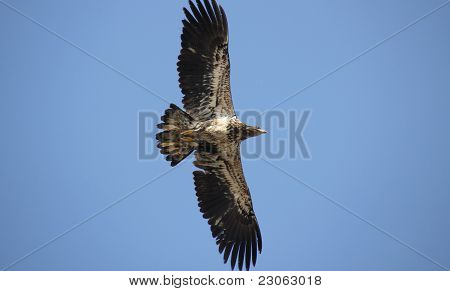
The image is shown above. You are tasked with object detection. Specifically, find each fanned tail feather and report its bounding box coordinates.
[156,104,196,166]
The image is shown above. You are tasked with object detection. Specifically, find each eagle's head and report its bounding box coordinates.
[243,125,267,139]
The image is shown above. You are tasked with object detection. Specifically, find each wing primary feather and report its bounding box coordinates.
[251,228,257,266]
[189,1,207,28]
[223,243,233,264]
[183,7,198,26]
[211,0,223,29]
[228,212,241,241]
[219,5,228,35]
[256,222,262,253]
[204,0,217,26]
[218,240,227,254]
[238,240,245,271]
[230,243,239,271]
[196,0,212,26]
[245,227,251,271]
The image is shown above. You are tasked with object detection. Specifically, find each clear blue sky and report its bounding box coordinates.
[1,0,449,271]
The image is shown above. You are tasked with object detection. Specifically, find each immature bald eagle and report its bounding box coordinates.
[156,0,266,271]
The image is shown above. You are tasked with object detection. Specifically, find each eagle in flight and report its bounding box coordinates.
[156,0,266,271]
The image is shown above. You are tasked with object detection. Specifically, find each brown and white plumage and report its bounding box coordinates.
[156,0,266,271]
[194,141,262,271]
[178,0,234,120]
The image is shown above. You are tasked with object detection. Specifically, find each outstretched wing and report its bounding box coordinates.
[178,0,235,121]
[193,142,262,271]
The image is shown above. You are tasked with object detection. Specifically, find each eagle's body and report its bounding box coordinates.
[191,116,263,143]
[201,116,236,138]
[194,116,237,141]
[156,0,266,271]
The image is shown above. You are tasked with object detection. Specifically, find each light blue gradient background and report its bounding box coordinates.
[1,0,449,271]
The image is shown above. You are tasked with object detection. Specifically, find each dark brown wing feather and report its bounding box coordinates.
[178,0,235,121]
[193,141,262,271]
